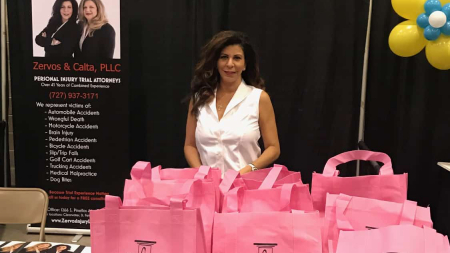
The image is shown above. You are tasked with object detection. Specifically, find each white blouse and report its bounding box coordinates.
[195,80,263,177]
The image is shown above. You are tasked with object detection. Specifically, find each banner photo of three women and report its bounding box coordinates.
[32,0,121,59]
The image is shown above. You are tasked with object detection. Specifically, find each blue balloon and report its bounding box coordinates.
[424,26,441,40]
[441,21,450,35]
[417,13,430,28]
[425,0,442,15]
[442,3,450,20]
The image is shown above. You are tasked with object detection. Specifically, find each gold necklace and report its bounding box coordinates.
[217,104,224,111]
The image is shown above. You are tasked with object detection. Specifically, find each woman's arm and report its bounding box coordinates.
[35,28,51,47]
[184,99,202,168]
[100,24,116,58]
[240,91,280,174]
[52,23,79,57]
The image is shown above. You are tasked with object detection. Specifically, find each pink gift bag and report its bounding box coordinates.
[130,161,221,182]
[220,168,314,213]
[213,211,322,253]
[311,150,408,212]
[214,168,321,252]
[123,164,216,253]
[239,164,303,189]
[323,193,433,253]
[335,225,450,253]
[90,195,207,253]
[129,161,221,211]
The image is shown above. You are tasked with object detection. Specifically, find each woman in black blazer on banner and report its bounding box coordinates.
[35,0,79,58]
[77,0,115,60]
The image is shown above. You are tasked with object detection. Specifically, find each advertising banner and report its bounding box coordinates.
[9,0,129,231]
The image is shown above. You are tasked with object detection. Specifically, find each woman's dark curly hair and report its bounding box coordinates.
[47,0,78,31]
[190,31,265,116]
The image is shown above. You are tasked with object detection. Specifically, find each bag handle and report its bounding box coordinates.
[279,184,297,212]
[130,161,152,180]
[194,165,211,180]
[258,165,287,190]
[105,195,123,209]
[323,150,393,177]
[335,194,354,231]
[399,200,418,225]
[222,186,244,213]
[335,195,419,231]
[132,180,198,209]
[219,169,241,194]
[131,195,188,210]
[151,165,162,181]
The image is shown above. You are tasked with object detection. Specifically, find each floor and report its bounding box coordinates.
[0,224,91,246]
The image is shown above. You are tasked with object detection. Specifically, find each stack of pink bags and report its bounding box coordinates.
[91,163,221,253]
[214,165,322,252]
[312,150,449,253]
[89,150,450,253]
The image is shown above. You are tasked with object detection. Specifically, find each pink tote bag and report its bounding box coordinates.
[123,164,215,253]
[239,164,303,189]
[335,225,450,253]
[220,168,314,213]
[213,210,322,253]
[90,195,207,253]
[323,193,433,253]
[129,161,221,211]
[311,150,408,212]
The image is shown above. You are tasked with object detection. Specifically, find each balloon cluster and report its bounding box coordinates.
[389,0,450,70]
[417,0,450,40]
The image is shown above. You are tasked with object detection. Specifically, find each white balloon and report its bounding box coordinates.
[429,11,447,28]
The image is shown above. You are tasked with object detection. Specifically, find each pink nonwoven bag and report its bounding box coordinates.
[220,168,314,213]
[90,195,207,253]
[335,225,450,253]
[123,163,216,253]
[238,164,303,189]
[128,161,221,211]
[213,210,322,253]
[213,168,321,252]
[311,150,408,212]
[323,193,433,253]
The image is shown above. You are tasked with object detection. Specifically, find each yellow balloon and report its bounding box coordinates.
[389,20,427,57]
[425,35,450,70]
[392,0,426,20]
[441,0,450,5]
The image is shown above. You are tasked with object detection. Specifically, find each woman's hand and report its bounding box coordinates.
[239,165,252,175]
[41,32,47,37]
[51,39,61,46]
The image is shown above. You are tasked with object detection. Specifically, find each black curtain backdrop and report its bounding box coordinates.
[7,0,448,236]
[365,0,450,238]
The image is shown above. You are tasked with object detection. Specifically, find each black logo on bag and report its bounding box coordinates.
[254,243,277,253]
[135,240,156,253]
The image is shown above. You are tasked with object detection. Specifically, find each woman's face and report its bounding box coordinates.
[36,243,51,250]
[83,0,98,22]
[217,44,246,85]
[60,1,73,23]
[56,246,67,252]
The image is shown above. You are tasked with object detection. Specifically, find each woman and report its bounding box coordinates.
[184,31,280,176]
[41,245,71,253]
[22,243,52,253]
[77,0,115,59]
[35,0,79,58]
[0,243,24,253]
